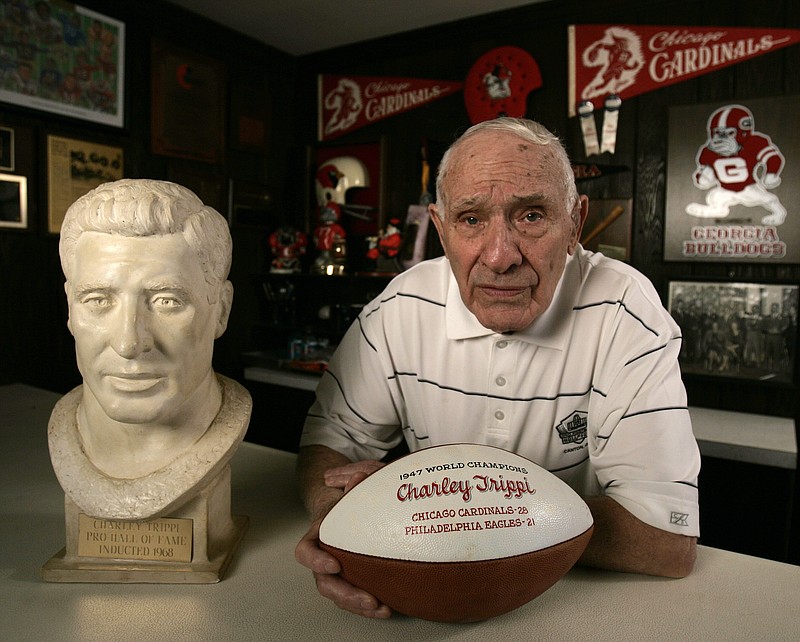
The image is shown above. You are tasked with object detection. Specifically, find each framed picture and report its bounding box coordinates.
[667,280,798,384]
[0,174,27,229]
[0,2,125,127]
[0,127,14,171]
[311,140,385,236]
[151,41,226,163]
[664,95,800,263]
[580,198,632,261]
[47,135,123,234]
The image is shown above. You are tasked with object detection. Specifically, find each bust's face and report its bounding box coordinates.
[66,232,229,425]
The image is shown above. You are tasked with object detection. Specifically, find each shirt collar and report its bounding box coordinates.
[445,253,579,350]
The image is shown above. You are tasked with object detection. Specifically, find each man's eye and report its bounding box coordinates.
[523,211,543,223]
[81,295,112,309]
[457,215,480,226]
[152,296,184,309]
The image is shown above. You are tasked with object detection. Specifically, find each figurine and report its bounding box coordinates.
[312,201,347,275]
[311,156,370,275]
[269,224,307,273]
[366,217,403,273]
[44,179,250,582]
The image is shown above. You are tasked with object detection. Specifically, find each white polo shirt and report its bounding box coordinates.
[301,247,700,536]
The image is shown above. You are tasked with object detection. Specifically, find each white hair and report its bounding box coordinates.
[434,117,578,218]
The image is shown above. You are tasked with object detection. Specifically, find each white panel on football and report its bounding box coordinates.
[319,443,593,562]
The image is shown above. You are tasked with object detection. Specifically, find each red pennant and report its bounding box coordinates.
[569,25,800,116]
[318,75,462,141]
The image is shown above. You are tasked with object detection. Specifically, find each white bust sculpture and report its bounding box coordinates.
[48,179,251,521]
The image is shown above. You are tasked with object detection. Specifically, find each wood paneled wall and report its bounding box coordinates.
[1,0,798,419]
[297,0,800,420]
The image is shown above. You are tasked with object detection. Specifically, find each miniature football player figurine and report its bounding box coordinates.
[312,201,347,275]
[365,217,403,273]
[270,224,307,273]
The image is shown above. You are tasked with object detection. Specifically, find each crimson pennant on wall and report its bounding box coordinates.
[318,75,463,141]
[568,24,800,117]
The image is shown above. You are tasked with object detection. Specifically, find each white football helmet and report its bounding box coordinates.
[315,156,369,206]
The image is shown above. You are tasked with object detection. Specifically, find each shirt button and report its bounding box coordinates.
[495,376,506,387]
[494,410,505,421]
[497,340,508,349]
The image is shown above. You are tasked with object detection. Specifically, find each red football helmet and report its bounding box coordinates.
[708,105,754,142]
[707,104,754,156]
[464,46,542,124]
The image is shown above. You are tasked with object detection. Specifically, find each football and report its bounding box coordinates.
[318,443,594,622]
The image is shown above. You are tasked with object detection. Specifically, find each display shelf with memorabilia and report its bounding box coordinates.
[242,272,392,453]
[250,272,393,354]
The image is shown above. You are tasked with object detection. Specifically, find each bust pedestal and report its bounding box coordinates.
[41,376,251,583]
[42,466,248,583]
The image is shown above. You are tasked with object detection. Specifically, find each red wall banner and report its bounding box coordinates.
[318,75,463,141]
[568,25,800,117]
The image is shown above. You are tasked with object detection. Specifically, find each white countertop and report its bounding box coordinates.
[2,383,800,641]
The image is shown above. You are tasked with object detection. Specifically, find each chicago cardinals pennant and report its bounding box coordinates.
[569,24,800,156]
[318,75,462,141]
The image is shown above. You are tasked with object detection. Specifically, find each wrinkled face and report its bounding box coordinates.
[66,232,232,425]
[431,131,586,333]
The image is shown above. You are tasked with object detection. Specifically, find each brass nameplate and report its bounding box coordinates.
[78,514,193,562]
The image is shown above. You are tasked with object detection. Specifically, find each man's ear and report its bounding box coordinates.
[568,195,589,255]
[429,203,446,249]
[215,280,234,338]
[64,281,74,336]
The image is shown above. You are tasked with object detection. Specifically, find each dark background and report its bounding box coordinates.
[0,0,798,563]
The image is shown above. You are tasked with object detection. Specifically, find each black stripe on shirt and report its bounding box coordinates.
[574,299,659,337]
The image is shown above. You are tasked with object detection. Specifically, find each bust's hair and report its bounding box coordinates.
[434,117,578,216]
[59,179,232,300]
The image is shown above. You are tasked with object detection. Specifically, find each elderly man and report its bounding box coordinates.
[51,178,250,521]
[296,118,700,618]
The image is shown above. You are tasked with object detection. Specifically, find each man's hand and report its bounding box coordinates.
[295,445,391,618]
[323,459,385,493]
[295,516,392,618]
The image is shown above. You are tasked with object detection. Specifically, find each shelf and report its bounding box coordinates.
[689,407,797,470]
[242,351,322,392]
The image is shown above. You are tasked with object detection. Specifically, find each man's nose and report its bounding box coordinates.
[110,298,153,358]
[481,219,523,272]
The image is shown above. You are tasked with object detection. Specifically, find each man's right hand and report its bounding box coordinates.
[294,516,392,618]
[295,446,392,618]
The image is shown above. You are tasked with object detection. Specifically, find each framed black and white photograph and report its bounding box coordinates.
[0,2,125,127]
[0,174,28,229]
[0,127,14,171]
[667,280,798,384]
